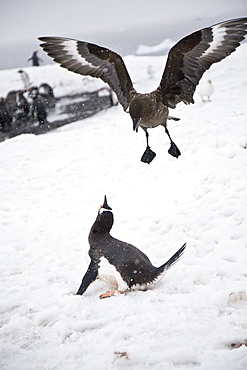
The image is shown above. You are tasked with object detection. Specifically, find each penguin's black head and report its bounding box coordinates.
[91,196,113,234]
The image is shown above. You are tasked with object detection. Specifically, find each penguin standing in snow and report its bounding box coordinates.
[28,51,43,66]
[76,196,186,298]
[0,98,13,131]
[15,90,29,119]
[39,83,56,108]
[198,79,215,102]
[18,70,31,90]
[29,87,48,126]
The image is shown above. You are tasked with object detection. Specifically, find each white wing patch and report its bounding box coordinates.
[203,25,227,56]
[61,39,99,70]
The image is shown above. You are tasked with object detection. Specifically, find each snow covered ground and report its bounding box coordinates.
[0,42,247,369]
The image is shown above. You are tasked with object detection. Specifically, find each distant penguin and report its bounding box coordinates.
[0,98,13,131]
[28,51,43,66]
[97,87,118,106]
[76,196,186,298]
[198,79,215,102]
[5,90,29,121]
[5,90,19,116]
[18,70,31,90]
[15,90,29,119]
[29,87,48,126]
[39,83,56,108]
[39,83,54,98]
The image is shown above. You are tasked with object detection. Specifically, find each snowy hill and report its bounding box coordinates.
[0,43,247,369]
[136,38,174,55]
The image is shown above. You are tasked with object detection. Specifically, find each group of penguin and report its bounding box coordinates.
[0,69,55,133]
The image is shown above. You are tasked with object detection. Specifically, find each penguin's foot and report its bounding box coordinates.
[100,290,121,299]
[168,141,181,158]
[141,146,156,164]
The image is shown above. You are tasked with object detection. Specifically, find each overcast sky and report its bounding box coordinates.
[0,0,246,69]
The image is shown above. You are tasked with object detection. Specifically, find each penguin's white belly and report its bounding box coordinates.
[98,257,128,292]
[198,83,214,97]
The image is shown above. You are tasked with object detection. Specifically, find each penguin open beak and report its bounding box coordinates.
[133,118,142,132]
[98,195,112,213]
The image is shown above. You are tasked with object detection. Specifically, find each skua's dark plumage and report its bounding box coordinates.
[39,18,247,163]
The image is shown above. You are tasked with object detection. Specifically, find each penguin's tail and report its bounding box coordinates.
[158,243,186,274]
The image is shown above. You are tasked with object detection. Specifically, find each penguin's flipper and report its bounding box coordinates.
[76,260,98,295]
[100,290,122,299]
